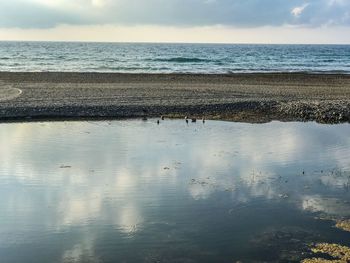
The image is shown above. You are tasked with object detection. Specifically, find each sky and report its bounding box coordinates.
[0,0,350,43]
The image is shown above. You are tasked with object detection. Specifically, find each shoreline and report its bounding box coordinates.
[1,72,349,124]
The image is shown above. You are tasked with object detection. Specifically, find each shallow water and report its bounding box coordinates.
[0,120,349,262]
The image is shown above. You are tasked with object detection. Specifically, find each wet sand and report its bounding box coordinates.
[0,72,349,123]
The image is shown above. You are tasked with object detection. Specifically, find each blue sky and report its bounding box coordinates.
[0,0,350,43]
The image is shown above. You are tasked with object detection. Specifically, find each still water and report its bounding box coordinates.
[0,120,349,263]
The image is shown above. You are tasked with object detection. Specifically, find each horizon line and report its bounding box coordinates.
[1,40,350,45]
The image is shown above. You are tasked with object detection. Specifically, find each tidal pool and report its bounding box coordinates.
[0,120,349,263]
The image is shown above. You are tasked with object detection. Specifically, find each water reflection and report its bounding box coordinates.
[0,120,349,262]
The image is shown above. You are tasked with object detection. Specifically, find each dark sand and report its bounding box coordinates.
[0,72,350,123]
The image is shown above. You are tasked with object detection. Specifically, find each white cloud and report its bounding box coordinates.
[91,0,107,8]
[1,24,350,44]
[291,3,309,17]
[1,0,350,29]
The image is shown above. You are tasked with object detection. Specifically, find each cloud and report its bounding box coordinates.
[0,0,90,28]
[1,24,350,44]
[291,4,309,17]
[0,0,350,29]
[91,0,107,8]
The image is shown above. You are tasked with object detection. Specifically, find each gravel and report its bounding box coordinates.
[0,72,349,123]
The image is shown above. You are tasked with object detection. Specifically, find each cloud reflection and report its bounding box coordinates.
[0,120,349,261]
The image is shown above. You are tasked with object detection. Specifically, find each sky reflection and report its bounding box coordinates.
[0,120,349,262]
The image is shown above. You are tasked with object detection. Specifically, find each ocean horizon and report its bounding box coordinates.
[0,41,349,74]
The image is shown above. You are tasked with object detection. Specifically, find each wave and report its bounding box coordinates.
[1,42,350,73]
[321,59,336,63]
[225,69,350,74]
[150,57,214,63]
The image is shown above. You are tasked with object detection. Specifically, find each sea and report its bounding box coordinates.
[0,41,349,73]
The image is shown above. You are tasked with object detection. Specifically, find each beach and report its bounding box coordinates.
[0,72,349,123]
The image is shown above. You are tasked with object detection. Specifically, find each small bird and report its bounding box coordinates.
[161,115,165,120]
[192,118,197,123]
[202,117,205,123]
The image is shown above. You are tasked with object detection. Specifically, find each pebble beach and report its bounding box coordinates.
[0,72,349,123]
